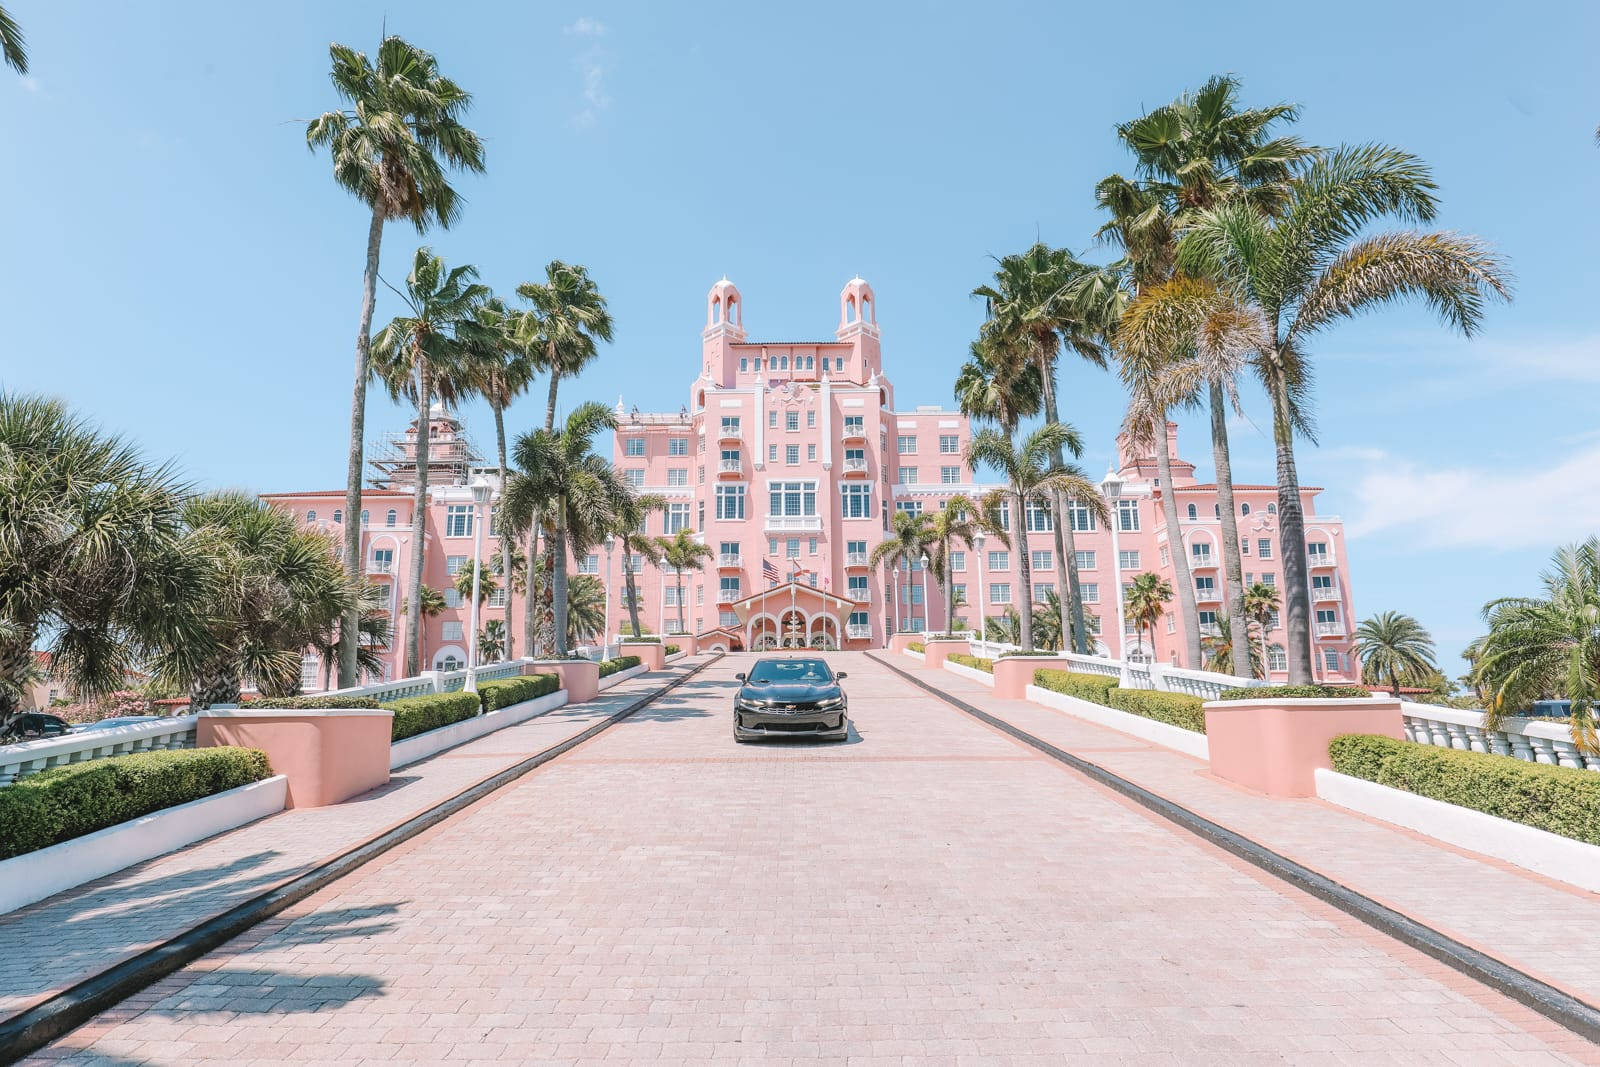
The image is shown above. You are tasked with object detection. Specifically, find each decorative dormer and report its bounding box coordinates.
[837,276,879,339]
[705,278,746,341]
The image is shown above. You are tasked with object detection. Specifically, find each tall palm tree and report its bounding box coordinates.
[451,557,498,609]
[566,574,608,647]
[504,402,623,657]
[656,529,714,636]
[1201,618,1264,678]
[368,247,490,675]
[870,510,934,633]
[0,395,214,733]
[974,244,1109,653]
[1242,581,1280,677]
[967,423,1107,652]
[306,36,484,688]
[516,261,615,432]
[311,581,393,693]
[926,493,1006,637]
[399,584,447,668]
[1,5,26,74]
[1124,572,1174,660]
[612,491,665,640]
[1355,611,1438,696]
[1474,540,1600,754]
[1180,146,1512,683]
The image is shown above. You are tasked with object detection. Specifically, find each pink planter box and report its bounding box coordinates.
[992,656,1080,700]
[1203,696,1404,797]
[665,634,697,655]
[618,642,666,670]
[198,708,393,808]
[525,660,598,704]
[921,637,971,669]
[887,633,923,655]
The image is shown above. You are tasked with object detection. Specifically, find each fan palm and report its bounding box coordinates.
[611,490,665,640]
[1242,581,1280,676]
[1,4,25,74]
[566,574,608,646]
[369,247,490,674]
[974,244,1111,653]
[926,494,1006,639]
[870,510,934,633]
[516,261,614,432]
[967,423,1107,652]
[310,580,393,693]
[1354,610,1437,696]
[1124,572,1174,660]
[399,584,447,667]
[656,529,714,636]
[451,557,498,608]
[1179,146,1512,683]
[1201,618,1264,678]
[477,620,506,663]
[306,36,484,688]
[504,402,623,656]
[0,395,214,733]
[954,335,1042,434]
[1474,540,1600,754]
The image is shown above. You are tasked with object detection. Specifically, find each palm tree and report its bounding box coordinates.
[504,402,623,656]
[1242,581,1280,677]
[1124,572,1174,660]
[1355,611,1437,696]
[967,423,1107,652]
[1,5,26,74]
[656,529,714,636]
[1474,540,1600,754]
[926,493,1005,638]
[516,261,615,432]
[612,491,665,640]
[311,581,394,693]
[399,584,447,668]
[306,36,485,688]
[369,247,490,675]
[477,620,506,663]
[1180,146,1512,683]
[974,244,1110,653]
[566,574,608,647]
[451,557,498,610]
[0,395,213,733]
[870,510,933,633]
[1201,618,1264,678]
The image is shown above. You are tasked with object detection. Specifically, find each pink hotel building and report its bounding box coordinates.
[265,277,1360,686]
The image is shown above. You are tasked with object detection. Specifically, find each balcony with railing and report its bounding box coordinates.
[1313,585,1341,602]
[1307,550,1336,568]
[846,624,871,640]
[717,426,743,445]
[1189,551,1216,569]
[718,458,743,477]
[1194,586,1221,603]
[718,553,741,569]
[841,456,868,475]
[841,423,867,443]
[765,514,822,532]
[716,589,741,605]
[366,558,394,576]
[1315,620,1345,637]
[1199,623,1222,637]
[845,552,870,568]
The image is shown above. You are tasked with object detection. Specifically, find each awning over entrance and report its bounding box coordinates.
[725,581,866,650]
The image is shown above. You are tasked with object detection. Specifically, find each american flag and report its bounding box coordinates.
[762,558,780,585]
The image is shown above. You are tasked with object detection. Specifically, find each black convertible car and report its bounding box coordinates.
[732,657,850,742]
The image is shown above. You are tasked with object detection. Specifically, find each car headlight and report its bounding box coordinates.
[735,699,768,712]
[813,696,845,710]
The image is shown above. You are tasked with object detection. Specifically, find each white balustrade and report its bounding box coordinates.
[1398,701,1600,772]
[0,716,199,785]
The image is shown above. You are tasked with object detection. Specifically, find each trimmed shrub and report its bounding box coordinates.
[252,695,382,710]
[947,654,995,673]
[477,674,560,713]
[382,692,481,742]
[1218,684,1373,701]
[1033,669,1118,705]
[999,650,1062,658]
[907,642,925,654]
[1328,734,1600,846]
[0,747,272,860]
[664,644,681,656]
[618,636,662,644]
[598,655,642,678]
[1106,688,1207,734]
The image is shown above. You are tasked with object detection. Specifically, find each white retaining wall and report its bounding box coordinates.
[943,661,995,687]
[390,690,569,770]
[1026,684,1210,760]
[598,664,647,692]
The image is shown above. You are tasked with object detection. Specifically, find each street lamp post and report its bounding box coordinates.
[919,552,930,635]
[466,474,492,692]
[974,530,988,650]
[1100,468,1131,687]
[603,533,615,658]
[892,563,901,634]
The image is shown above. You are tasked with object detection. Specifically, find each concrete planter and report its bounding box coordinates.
[1028,685,1209,760]
[1314,768,1600,894]
[523,659,599,703]
[921,637,970,669]
[0,774,288,916]
[390,690,568,770]
[598,663,647,691]
[993,656,1078,700]
[887,633,924,655]
[1203,696,1403,797]
[198,708,393,809]
[943,660,994,687]
[618,641,666,671]
[664,634,698,655]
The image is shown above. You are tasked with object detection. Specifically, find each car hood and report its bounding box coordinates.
[737,683,842,704]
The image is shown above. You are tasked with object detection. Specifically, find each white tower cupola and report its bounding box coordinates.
[838,276,879,338]
[705,278,746,340]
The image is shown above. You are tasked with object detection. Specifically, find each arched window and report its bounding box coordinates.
[1213,504,1220,518]
[386,509,397,527]
[306,510,317,523]
[438,654,462,672]
[1240,503,1250,516]
[360,509,369,527]
[806,356,815,369]
[1267,644,1287,672]
[1186,503,1197,520]
[332,509,342,524]
[1267,503,1277,514]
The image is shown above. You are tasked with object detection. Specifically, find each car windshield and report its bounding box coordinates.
[745,659,834,685]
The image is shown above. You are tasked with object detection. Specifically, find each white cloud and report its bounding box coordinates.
[19,75,39,93]
[1471,332,1600,385]
[564,17,608,36]
[1345,444,1600,549]
[563,18,611,128]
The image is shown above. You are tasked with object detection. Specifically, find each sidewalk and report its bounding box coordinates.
[0,658,710,1023]
[891,654,1600,1008]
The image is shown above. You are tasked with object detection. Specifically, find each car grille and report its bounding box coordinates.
[762,720,831,732]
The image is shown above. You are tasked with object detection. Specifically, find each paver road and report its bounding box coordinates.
[33,654,1598,1064]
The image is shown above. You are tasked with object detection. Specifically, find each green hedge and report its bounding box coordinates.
[251,695,381,709]
[1218,684,1373,701]
[999,650,1062,658]
[382,691,481,742]
[0,747,272,860]
[1032,670,1206,734]
[477,673,560,712]
[598,655,641,678]
[619,636,661,644]
[664,644,681,656]
[1329,734,1600,846]
[947,654,995,673]
[907,642,925,654]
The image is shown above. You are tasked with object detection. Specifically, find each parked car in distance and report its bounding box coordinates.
[732,657,850,743]
[72,716,164,733]
[2,712,72,742]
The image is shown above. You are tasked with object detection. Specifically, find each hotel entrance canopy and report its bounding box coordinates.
[725,581,867,649]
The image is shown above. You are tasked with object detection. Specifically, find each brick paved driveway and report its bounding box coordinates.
[33,654,1598,1064]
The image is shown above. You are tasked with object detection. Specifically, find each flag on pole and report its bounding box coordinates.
[762,558,780,585]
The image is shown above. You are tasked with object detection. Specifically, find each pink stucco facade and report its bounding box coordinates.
[264,276,1359,685]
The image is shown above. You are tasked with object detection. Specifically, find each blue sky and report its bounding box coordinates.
[4,1,1598,670]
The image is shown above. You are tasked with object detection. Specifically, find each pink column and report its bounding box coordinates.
[1203,696,1404,797]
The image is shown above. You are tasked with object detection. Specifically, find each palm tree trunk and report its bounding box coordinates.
[624,545,643,637]
[523,526,539,658]
[190,667,242,712]
[552,496,570,656]
[1268,361,1315,685]
[1210,382,1251,678]
[339,205,386,690]
[493,403,514,659]
[1014,488,1034,651]
[545,368,561,432]
[1258,619,1270,679]
[945,534,957,636]
[1034,354,1089,653]
[1153,418,1201,668]
[404,362,432,676]
[676,572,687,635]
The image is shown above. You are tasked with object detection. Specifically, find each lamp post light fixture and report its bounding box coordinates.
[974,530,988,649]
[892,562,902,634]
[465,474,493,692]
[1099,467,1131,687]
[603,532,616,657]
[919,552,930,636]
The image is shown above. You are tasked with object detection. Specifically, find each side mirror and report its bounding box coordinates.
[835,672,848,680]
[734,672,746,682]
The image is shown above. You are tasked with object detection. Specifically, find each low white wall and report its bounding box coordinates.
[0,774,288,916]
[665,651,686,664]
[1026,684,1210,760]
[903,650,925,662]
[390,690,569,770]
[943,661,995,687]
[598,664,647,692]
[1314,768,1600,895]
